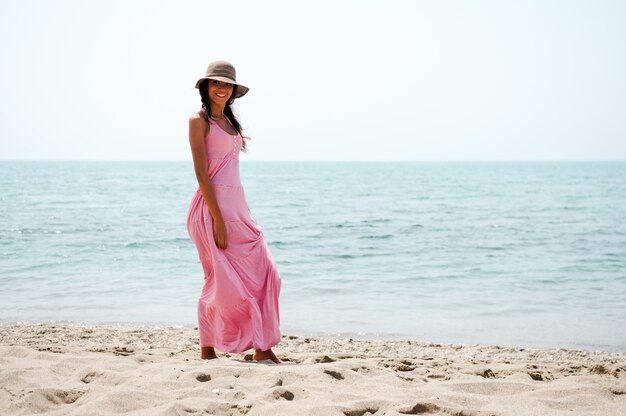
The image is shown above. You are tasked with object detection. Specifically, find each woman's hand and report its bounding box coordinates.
[213,217,228,249]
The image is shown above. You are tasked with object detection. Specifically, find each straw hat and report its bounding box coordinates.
[194,60,249,98]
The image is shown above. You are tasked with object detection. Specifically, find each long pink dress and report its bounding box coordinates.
[187,118,281,352]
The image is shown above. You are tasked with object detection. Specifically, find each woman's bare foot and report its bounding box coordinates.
[253,348,281,363]
[201,346,218,360]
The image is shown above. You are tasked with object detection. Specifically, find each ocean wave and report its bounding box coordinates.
[358,234,393,240]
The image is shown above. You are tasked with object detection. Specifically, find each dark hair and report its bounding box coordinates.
[198,79,248,151]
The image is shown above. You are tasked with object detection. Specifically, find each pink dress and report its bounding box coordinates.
[186,118,281,352]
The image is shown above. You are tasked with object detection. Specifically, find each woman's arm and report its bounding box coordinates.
[189,114,228,249]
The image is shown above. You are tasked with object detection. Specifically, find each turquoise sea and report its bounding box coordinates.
[1,161,625,353]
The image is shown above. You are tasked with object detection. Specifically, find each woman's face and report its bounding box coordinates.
[207,79,234,106]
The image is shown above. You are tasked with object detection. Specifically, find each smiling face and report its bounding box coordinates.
[207,79,234,107]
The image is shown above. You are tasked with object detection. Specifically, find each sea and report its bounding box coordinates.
[1,161,625,353]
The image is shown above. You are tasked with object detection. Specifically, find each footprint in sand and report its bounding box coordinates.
[19,388,84,413]
[480,369,496,379]
[192,372,211,382]
[112,346,134,356]
[351,365,371,374]
[80,371,102,384]
[324,369,344,380]
[341,406,379,416]
[397,402,440,414]
[272,388,295,401]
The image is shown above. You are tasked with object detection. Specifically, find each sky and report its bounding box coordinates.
[1,0,625,161]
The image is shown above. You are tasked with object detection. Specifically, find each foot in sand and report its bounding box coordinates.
[253,348,281,363]
[200,346,218,360]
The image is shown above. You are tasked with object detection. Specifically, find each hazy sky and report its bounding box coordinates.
[1,0,625,161]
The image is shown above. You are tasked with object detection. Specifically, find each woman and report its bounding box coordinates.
[187,60,281,363]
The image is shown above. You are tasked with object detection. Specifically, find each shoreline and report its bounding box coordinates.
[1,323,625,415]
[4,320,624,355]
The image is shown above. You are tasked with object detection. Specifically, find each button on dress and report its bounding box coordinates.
[187,118,281,352]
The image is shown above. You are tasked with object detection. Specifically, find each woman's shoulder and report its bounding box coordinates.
[189,112,210,141]
[189,111,209,129]
[189,111,207,123]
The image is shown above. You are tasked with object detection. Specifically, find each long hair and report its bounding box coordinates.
[198,79,248,151]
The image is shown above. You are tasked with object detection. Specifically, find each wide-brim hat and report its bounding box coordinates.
[194,60,249,99]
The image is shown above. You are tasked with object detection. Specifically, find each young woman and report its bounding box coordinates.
[187,60,281,363]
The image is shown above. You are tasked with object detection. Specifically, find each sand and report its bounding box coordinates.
[0,323,625,416]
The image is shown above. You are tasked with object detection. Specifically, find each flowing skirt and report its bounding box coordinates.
[187,188,281,352]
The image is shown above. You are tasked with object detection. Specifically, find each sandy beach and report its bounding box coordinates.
[0,324,624,416]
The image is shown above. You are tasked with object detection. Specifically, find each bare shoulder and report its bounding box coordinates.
[189,111,206,125]
[189,112,208,137]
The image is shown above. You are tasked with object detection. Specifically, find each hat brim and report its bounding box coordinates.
[194,76,249,98]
